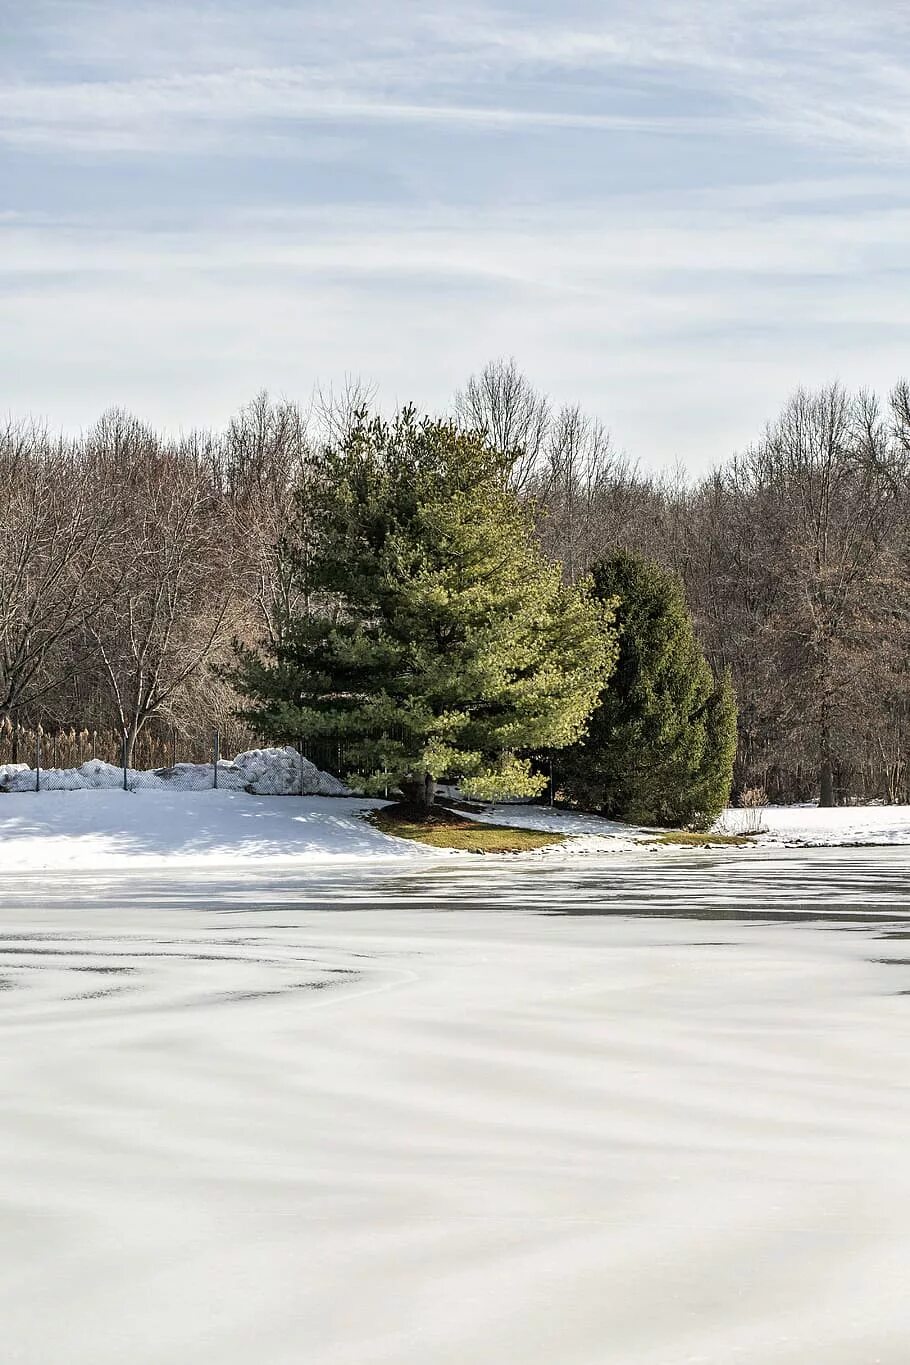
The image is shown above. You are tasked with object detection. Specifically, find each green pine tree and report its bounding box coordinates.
[690,666,738,822]
[558,551,737,828]
[235,409,617,810]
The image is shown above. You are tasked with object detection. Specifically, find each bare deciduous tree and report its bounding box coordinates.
[455,358,551,492]
[85,425,234,765]
[0,420,117,720]
[220,391,314,646]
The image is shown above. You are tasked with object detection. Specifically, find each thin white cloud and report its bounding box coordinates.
[4,194,910,286]
[430,1,910,158]
[3,0,910,159]
[0,69,747,157]
[2,190,908,467]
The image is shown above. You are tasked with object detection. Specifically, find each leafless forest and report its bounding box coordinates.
[3,363,909,803]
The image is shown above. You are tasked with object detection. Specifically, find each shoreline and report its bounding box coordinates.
[1,790,909,878]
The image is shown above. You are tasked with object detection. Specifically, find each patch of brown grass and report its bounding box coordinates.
[656,830,755,848]
[367,803,565,854]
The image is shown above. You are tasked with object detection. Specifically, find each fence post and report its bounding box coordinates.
[172,727,177,769]
[298,741,305,797]
[549,751,554,807]
[35,733,41,793]
[122,735,129,792]
[213,731,220,789]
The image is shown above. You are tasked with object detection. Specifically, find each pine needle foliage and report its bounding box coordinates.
[234,409,616,805]
[559,551,737,828]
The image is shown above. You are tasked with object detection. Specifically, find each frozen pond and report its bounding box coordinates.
[2,848,909,1364]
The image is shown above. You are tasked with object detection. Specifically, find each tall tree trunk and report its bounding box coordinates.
[123,718,142,770]
[819,712,835,808]
[819,756,834,808]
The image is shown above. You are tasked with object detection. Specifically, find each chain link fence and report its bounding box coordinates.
[0,721,353,795]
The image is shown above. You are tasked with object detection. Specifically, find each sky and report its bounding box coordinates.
[3,0,910,470]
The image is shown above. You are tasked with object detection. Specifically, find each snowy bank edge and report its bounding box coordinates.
[1,789,909,880]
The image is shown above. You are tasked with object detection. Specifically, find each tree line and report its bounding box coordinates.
[2,363,909,806]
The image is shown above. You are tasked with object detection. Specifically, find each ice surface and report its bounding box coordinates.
[0,852,908,1365]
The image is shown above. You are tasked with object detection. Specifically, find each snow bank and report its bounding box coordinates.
[0,790,436,874]
[0,790,647,877]
[0,746,350,797]
[2,781,909,879]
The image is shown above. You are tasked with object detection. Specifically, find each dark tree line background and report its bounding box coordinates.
[3,363,910,802]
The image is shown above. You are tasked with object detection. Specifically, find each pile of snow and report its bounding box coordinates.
[0,763,30,787]
[143,761,249,792]
[0,746,350,798]
[1,758,250,794]
[232,747,349,796]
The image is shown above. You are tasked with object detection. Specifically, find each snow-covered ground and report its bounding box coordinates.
[0,791,436,874]
[2,788,910,876]
[739,803,910,846]
[1,859,909,1365]
[0,790,646,876]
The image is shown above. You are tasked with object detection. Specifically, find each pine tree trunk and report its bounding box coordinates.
[401,772,437,813]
